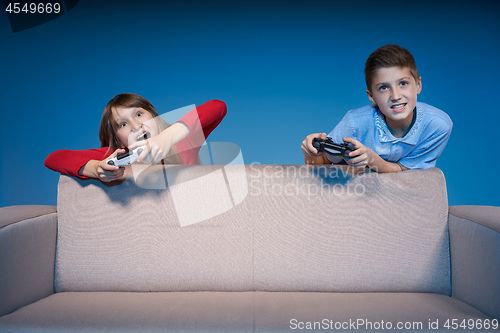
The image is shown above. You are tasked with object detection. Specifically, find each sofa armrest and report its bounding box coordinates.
[449,205,500,320]
[0,205,57,317]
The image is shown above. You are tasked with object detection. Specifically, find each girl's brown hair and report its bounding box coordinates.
[99,93,181,164]
[364,44,420,93]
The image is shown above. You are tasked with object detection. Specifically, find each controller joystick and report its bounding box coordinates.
[106,146,145,167]
[312,137,355,160]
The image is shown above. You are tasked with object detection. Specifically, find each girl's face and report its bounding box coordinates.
[112,106,159,148]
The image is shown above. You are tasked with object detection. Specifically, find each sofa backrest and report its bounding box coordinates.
[55,164,450,295]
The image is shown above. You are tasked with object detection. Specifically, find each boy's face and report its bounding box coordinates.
[366,67,422,129]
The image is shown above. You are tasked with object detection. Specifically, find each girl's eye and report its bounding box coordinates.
[119,122,127,128]
[136,112,143,117]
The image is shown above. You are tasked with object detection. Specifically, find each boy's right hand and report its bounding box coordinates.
[301,132,328,156]
[80,149,127,182]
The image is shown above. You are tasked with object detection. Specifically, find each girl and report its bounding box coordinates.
[45,93,227,182]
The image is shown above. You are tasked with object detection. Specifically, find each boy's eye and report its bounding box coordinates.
[379,85,388,91]
[400,81,408,86]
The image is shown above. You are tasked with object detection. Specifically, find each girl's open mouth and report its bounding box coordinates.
[137,132,150,141]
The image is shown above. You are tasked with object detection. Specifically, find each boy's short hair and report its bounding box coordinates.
[364,44,420,92]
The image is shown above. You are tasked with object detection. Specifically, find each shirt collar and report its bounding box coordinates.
[374,103,425,145]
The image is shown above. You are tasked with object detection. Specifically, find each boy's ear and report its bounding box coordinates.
[366,89,376,104]
[417,76,422,94]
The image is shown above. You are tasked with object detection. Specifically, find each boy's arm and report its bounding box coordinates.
[366,153,407,173]
[304,153,332,165]
[343,137,406,173]
[397,122,452,170]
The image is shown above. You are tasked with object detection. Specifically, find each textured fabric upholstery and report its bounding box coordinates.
[0,205,56,229]
[0,211,57,317]
[1,166,498,332]
[55,165,450,295]
[449,208,500,320]
[449,205,500,233]
[0,292,490,332]
[249,166,450,293]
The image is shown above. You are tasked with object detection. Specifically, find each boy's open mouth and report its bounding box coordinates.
[391,103,407,111]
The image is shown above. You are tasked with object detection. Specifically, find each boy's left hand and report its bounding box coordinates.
[342,137,375,168]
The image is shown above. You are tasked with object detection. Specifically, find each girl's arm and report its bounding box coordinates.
[78,149,127,181]
[44,148,109,178]
[129,100,227,165]
[175,99,227,163]
[44,147,125,179]
[176,99,227,141]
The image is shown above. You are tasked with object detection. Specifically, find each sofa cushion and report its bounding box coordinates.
[249,166,450,294]
[0,212,57,317]
[56,164,254,293]
[0,292,491,332]
[449,210,500,320]
[55,165,450,294]
[0,205,56,229]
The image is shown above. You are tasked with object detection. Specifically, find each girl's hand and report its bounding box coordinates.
[128,122,189,165]
[131,133,170,165]
[80,149,127,182]
[342,137,375,168]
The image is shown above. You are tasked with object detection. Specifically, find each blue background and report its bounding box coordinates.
[1,0,499,207]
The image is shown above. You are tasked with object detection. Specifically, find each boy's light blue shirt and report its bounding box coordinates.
[326,102,452,169]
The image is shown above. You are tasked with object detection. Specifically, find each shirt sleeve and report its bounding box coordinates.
[44,147,112,178]
[177,100,227,141]
[45,101,228,174]
[398,117,452,170]
[175,100,227,151]
[326,110,357,163]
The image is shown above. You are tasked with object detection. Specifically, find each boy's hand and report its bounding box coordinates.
[301,132,328,156]
[343,137,407,173]
[342,137,375,168]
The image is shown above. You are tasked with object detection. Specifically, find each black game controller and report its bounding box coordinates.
[312,137,355,160]
[106,146,145,166]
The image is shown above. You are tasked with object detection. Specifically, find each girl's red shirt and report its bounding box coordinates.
[44,100,227,178]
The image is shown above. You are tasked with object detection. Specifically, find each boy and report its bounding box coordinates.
[301,44,452,172]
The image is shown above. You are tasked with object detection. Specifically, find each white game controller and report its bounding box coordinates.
[106,146,145,167]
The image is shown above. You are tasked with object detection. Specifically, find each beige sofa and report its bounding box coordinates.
[0,164,499,332]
